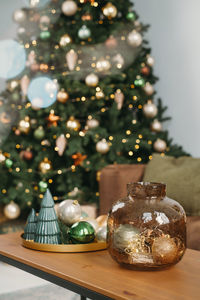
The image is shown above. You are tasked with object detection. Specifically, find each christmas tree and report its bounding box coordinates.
[35,189,61,244]
[0,0,187,216]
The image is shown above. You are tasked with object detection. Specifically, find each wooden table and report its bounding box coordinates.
[0,233,200,300]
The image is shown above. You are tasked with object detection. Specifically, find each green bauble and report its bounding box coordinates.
[39,181,48,192]
[12,92,20,102]
[134,78,145,87]
[5,158,13,168]
[40,30,51,40]
[34,126,45,140]
[126,12,136,21]
[69,221,95,244]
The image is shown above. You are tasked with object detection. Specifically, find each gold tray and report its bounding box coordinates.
[21,235,107,253]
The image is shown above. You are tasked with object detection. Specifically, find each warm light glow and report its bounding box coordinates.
[129,151,134,156]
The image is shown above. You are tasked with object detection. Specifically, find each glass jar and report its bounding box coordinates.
[107,182,186,270]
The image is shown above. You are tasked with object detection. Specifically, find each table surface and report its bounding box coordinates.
[0,233,200,300]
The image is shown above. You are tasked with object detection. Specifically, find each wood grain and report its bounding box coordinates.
[0,232,200,300]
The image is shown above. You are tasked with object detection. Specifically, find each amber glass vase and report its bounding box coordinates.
[107,182,186,270]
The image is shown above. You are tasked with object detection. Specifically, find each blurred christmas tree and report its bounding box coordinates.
[0,0,188,218]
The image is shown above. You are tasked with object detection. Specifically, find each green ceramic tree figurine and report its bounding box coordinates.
[24,208,37,241]
[34,189,61,244]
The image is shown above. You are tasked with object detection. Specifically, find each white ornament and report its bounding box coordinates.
[13,9,26,23]
[143,82,154,96]
[56,134,67,156]
[127,30,142,47]
[62,1,78,16]
[151,119,162,132]
[4,202,20,220]
[0,153,6,163]
[153,139,167,153]
[86,119,99,129]
[66,49,78,71]
[39,15,50,30]
[96,139,110,154]
[114,89,124,110]
[96,59,111,72]
[96,226,107,242]
[146,55,155,67]
[112,53,125,69]
[143,101,158,118]
[58,199,82,225]
[20,75,30,98]
[85,73,99,87]
[78,25,91,40]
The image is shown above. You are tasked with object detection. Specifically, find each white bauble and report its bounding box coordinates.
[4,202,20,220]
[127,30,142,47]
[96,139,110,154]
[146,55,155,67]
[78,25,91,40]
[143,82,154,96]
[0,153,6,163]
[58,199,82,225]
[154,139,167,153]
[96,226,107,242]
[13,9,26,23]
[151,119,162,132]
[62,1,78,16]
[86,119,99,129]
[85,73,99,87]
[143,101,158,118]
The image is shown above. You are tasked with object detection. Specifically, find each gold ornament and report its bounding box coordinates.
[143,100,158,118]
[153,139,167,153]
[96,90,104,99]
[18,116,30,134]
[60,34,72,47]
[143,82,154,96]
[86,118,99,129]
[82,13,92,21]
[114,89,124,110]
[4,201,21,220]
[39,63,49,72]
[96,58,111,72]
[85,73,99,87]
[151,119,162,132]
[102,2,118,19]
[47,110,60,127]
[152,236,178,264]
[72,153,87,166]
[39,157,52,174]
[96,139,110,154]
[66,49,78,71]
[66,116,81,131]
[57,89,69,103]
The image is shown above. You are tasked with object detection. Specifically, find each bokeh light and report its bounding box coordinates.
[0,40,26,79]
[28,76,58,108]
[23,0,51,8]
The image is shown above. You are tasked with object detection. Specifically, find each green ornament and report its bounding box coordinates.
[134,78,145,87]
[39,181,48,193]
[34,126,45,140]
[40,30,51,40]
[5,158,13,168]
[78,25,91,40]
[69,221,95,244]
[12,92,20,102]
[126,12,136,21]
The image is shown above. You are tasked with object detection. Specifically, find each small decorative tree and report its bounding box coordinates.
[34,189,61,244]
[24,208,37,240]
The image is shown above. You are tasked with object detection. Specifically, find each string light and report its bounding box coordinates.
[25,189,30,193]
[132,120,137,124]
[137,157,142,162]
[16,144,20,149]
[138,134,143,139]
[109,136,113,141]
[149,155,153,160]
[148,140,152,145]
[128,151,134,156]
[126,130,131,135]
[48,179,53,183]
[58,169,62,175]
[66,133,71,138]
[39,194,43,199]
[138,104,143,109]
[2,189,7,194]
[79,131,85,137]
[16,167,20,172]
[122,139,127,143]
[136,139,140,144]
[135,145,140,150]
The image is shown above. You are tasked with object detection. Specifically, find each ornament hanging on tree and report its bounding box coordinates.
[143,82,154,96]
[96,139,110,154]
[102,2,118,19]
[20,75,30,98]
[4,201,20,220]
[58,199,82,225]
[78,25,91,40]
[60,34,72,47]
[21,149,33,161]
[39,181,48,193]
[30,63,40,72]
[153,139,167,153]
[105,36,118,49]
[0,153,6,163]
[134,77,145,87]
[13,9,26,23]
[39,63,49,72]
[82,13,92,21]
[66,49,78,71]
[114,89,124,110]
[34,126,45,140]
[85,73,99,87]
[66,116,81,131]
[146,55,155,67]
[143,100,158,118]
[141,66,150,76]
[57,89,69,103]
[7,80,19,91]
[5,158,13,168]
[39,158,52,174]
[127,30,142,47]
[40,30,51,40]
[62,1,78,16]
[47,110,60,127]
[151,119,162,132]
[72,153,87,166]
[112,54,125,69]
[126,12,136,21]
[69,221,95,244]
[96,58,111,72]
[27,51,36,66]
[17,27,26,36]
[96,90,104,99]
[86,118,99,129]
[18,117,30,134]
[56,134,67,156]
[39,15,50,30]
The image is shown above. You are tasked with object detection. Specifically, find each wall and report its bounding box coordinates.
[134,0,200,157]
